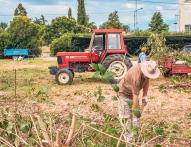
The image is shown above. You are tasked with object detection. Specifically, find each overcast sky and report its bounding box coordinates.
[0,0,178,31]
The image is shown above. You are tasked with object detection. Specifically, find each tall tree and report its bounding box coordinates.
[68,8,72,19]
[100,11,123,29]
[148,12,169,33]
[14,3,27,16]
[77,0,88,25]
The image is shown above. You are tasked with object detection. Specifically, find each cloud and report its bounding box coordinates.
[14,0,60,5]
[123,3,145,9]
[0,0,178,31]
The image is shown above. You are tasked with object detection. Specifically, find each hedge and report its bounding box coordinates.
[51,35,191,55]
[50,33,91,55]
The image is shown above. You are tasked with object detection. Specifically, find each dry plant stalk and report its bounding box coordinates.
[55,129,61,147]
[65,114,76,145]
[35,115,51,145]
[0,136,14,147]
[30,115,43,147]
[116,129,125,147]
[0,128,29,146]
[84,123,137,146]
[142,135,161,147]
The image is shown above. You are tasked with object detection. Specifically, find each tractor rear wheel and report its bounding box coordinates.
[55,69,73,85]
[102,54,132,83]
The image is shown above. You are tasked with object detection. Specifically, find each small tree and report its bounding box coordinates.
[14,3,27,16]
[68,8,72,19]
[100,11,123,29]
[148,12,169,33]
[0,22,8,31]
[34,15,47,25]
[123,25,130,33]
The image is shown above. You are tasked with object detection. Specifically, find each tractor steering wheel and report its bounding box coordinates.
[92,46,103,52]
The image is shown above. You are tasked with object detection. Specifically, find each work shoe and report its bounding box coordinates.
[123,132,133,142]
[132,119,140,128]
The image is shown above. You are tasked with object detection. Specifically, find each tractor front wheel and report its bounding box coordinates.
[102,54,132,83]
[55,69,73,85]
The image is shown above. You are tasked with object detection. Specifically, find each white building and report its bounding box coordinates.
[178,0,191,32]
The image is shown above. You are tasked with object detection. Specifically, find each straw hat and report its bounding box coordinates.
[140,61,160,79]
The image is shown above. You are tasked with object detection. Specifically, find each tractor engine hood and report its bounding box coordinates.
[56,52,99,68]
[57,52,91,58]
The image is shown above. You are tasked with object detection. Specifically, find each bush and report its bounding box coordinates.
[50,33,91,55]
[0,32,11,51]
[42,17,91,45]
[7,16,41,56]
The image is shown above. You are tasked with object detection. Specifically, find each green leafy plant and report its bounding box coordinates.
[94,86,105,102]
[112,84,119,92]
[133,108,141,118]
[92,63,114,83]
[147,32,170,60]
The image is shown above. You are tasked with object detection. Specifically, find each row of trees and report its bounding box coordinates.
[0,1,171,55]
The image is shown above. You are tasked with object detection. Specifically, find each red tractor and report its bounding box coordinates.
[49,29,132,85]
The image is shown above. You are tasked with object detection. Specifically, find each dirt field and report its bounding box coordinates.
[0,55,191,146]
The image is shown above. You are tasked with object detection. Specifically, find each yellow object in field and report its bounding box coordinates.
[141,47,147,52]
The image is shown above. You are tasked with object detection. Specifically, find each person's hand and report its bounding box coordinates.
[132,118,140,128]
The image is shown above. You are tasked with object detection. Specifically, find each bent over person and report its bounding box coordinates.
[118,61,160,141]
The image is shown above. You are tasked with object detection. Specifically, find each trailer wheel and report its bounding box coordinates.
[102,54,132,83]
[55,69,73,85]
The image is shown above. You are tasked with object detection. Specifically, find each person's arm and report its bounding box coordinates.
[141,80,149,112]
[132,94,139,110]
[143,80,149,97]
[140,53,147,62]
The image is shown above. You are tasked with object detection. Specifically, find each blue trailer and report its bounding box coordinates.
[3,49,30,60]
[3,49,29,57]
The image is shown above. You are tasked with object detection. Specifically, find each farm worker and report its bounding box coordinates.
[118,61,160,141]
[138,47,151,63]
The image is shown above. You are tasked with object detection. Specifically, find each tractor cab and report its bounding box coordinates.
[49,29,132,85]
[89,29,127,62]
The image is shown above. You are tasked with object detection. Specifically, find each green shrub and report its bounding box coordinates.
[50,33,75,55]
[50,33,91,55]
[0,32,11,51]
[7,16,41,56]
